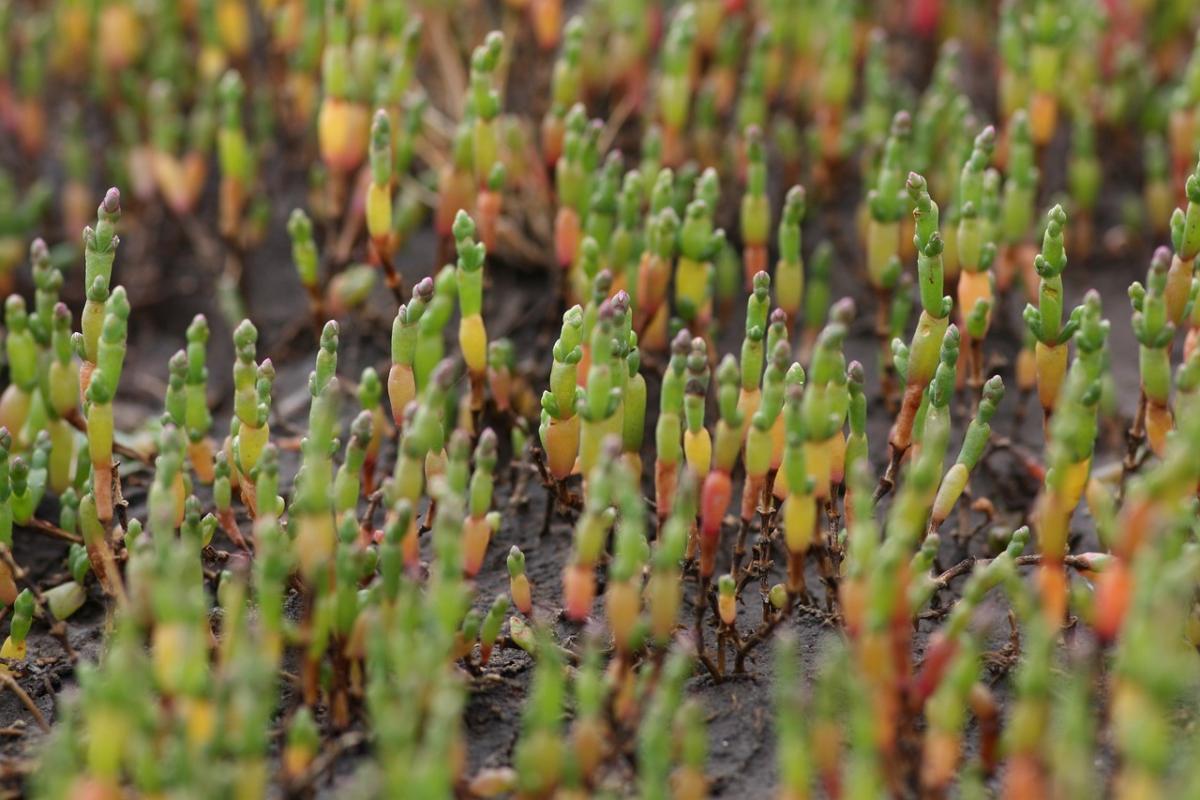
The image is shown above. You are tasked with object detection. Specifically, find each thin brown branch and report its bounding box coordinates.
[291,731,369,792]
[0,673,49,733]
[24,518,81,544]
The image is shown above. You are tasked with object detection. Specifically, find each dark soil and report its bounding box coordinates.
[0,15,1156,800]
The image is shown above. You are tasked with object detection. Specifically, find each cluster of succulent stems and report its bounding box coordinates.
[8,2,1200,798]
